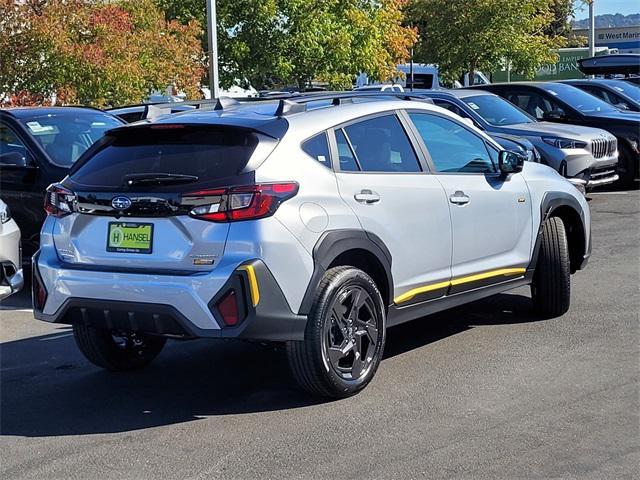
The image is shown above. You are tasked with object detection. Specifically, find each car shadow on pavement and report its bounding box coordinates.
[0,291,544,438]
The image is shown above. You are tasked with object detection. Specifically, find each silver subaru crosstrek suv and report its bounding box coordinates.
[34,94,591,398]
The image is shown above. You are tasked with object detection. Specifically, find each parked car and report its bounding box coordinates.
[33,94,590,398]
[0,107,124,257]
[0,199,23,300]
[469,82,640,186]
[560,79,640,112]
[417,89,619,189]
[488,133,538,163]
[353,84,404,93]
[108,103,197,123]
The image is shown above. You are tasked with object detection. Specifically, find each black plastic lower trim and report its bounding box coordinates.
[387,275,532,328]
[34,259,308,342]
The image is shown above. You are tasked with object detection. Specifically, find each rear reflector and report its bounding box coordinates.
[32,267,48,312]
[216,290,239,326]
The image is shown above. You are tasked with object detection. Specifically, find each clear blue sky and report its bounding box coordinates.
[573,0,639,20]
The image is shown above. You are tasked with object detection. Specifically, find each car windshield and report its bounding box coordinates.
[19,111,122,167]
[604,80,640,102]
[461,94,535,125]
[542,83,618,114]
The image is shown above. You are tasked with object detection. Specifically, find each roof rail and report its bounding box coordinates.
[267,91,435,116]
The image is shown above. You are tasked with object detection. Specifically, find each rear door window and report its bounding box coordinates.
[339,115,421,173]
[70,125,258,189]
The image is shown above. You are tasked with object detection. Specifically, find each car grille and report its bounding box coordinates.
[591,137,617,159]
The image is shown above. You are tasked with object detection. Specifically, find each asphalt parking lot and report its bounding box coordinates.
[1,190,638,480]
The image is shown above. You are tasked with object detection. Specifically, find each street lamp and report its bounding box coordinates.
[206,0,220,98]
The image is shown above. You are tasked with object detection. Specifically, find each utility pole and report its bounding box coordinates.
[409,48,414,92]
[206,0,220,98]
[588,0,595,57]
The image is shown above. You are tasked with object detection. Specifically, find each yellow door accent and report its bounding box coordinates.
[394,267,526,305]
[393,280,451,304]
[238,265,260,307]
[449,267,526,286]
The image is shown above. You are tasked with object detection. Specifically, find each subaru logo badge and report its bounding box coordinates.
[111,196,132,210]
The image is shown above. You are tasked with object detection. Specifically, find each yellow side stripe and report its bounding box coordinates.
[393,280,451,304]
[394,267,526,305]
[238,265,260,307]
[449,268,526,286]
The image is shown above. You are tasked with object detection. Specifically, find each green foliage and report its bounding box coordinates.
[157,0,417,90]
[410,0,565,83]
[0,0,204,107]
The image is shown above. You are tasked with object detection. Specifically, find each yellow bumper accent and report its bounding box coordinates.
[394,267,526,305]
[238,265,260,307]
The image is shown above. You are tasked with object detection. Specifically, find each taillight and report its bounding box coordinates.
[183,182,298,222]
[44,183,76,217]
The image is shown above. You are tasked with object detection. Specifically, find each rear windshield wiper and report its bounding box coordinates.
[123,173,199,186]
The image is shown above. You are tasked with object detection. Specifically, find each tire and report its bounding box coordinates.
[531,216,571,318]
[287,266,386,398]
[616,143,637,189]
[73,324,166,371]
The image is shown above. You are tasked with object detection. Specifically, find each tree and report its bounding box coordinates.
[0,0,205,107]
[410,0,565,83]
[156,0,417,90]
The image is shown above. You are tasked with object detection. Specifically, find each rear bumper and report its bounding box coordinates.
[33,252,307,341]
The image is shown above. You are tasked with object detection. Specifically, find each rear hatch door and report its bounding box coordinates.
[54,124,267,272]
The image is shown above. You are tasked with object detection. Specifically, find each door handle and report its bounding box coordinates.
[449,190,470,205]
[354,189,380,204]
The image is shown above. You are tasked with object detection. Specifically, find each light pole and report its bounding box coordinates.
[588,0,595,57]
[206,0,220,98]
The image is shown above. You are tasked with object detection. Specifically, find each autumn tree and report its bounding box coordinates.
[156,0,417,90]
[410,0,565,83]
[0,0,205,107]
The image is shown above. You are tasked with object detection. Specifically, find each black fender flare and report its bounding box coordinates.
[528,191,590,272]
[298,229,393,315]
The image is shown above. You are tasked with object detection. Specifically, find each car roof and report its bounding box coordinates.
[560,78,628,86]
[131,95,450,140]
[1,106,109,118]
[415,89,497,99]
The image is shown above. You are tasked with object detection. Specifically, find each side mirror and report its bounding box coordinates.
[0,151,30,168]
[542,109,566,121]
[499,150,525,175]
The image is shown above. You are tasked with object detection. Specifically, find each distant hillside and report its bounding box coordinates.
[572,13,640,29]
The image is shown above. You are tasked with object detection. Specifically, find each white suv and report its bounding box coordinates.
[33,94,591,398]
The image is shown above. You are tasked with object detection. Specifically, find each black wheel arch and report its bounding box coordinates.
[298,230,393,315]
[535,192,590,273]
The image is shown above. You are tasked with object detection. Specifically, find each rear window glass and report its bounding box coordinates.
[70,126,258,188]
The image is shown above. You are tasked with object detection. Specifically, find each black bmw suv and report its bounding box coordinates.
[469,82,640,187]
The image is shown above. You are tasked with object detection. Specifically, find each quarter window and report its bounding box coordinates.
[301,132,331,167]
[409,113,496,173]
[338,115,421,173]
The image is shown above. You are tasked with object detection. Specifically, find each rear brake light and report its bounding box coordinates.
[183,182,298,222]
[44,183,76,217]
